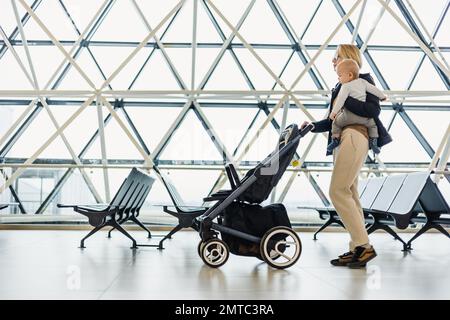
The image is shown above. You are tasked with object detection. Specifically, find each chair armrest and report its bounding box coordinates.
[57,203,110,208]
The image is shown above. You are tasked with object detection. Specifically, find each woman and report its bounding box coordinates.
[301,44,392,269]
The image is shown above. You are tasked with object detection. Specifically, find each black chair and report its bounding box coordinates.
[58,168,154,249]
[378,171,450,249]
[364,174,409,250]
[107,178,153,239]
[305,175,412,250]
[155,167,208,250]
[305,178,370,240]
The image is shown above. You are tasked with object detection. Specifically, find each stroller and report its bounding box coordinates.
[194,123,314,269]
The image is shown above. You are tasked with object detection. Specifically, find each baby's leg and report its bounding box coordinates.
[331,122,342,139]
[341,110,374,133]
[331,111,346,138]
[366,119,379,138]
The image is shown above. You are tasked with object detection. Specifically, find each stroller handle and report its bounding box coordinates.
[299,123,314,137]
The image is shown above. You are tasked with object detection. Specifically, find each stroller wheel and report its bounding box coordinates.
[197,240,206,258]
[260,226,302,269]
[200,238,230,268]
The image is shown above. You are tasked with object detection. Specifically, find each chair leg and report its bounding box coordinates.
[130,216,152,239]
[367,221,408,251]
[158,224,183,250]
[80,225,104,248]
[336,219,346,229]
[107,227,115,238]
[107,218,127,238]
[112,222,138,249]
[433,223,450,239]
[366,223,378,235]
[407,222,450,249]
[313,217,336,240]
[379,224,408,252]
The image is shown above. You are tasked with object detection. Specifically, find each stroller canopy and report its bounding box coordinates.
[239,124,300,204]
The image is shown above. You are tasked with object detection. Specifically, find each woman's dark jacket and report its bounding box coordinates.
[311,73,392,156]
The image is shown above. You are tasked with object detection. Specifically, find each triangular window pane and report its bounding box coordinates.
[89,46,150,90]
[21,0,79,40]
[123,106,181,150]
[232,0,291,44]
[369,51,422,90]
[409,58,448,91]
[0,48,34,90]
[56,49,106,90]
[233,49,293,90]
[202,50,252,90]
[380,114,431,162]
[407,110,450,152]
[202,107,260,153]
[90,0,149,42]
[301,0,354,45]
[158,109,225,161]
[277,0,323,39]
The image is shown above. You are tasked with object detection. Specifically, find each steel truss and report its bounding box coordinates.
[0,0,448,214]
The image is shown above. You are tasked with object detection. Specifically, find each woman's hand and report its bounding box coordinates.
[300,121,314,130]
[329,111,337,120]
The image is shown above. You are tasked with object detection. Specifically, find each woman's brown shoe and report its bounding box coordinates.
[347,245,377,269]
[330,250,354,266]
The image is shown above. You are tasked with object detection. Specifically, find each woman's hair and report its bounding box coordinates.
[337,59,360,79]
[337,44,362,68]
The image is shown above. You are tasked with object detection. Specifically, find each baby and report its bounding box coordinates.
[328,59,387,154]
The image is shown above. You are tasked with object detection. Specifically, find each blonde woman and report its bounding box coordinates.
[301,44,392,268]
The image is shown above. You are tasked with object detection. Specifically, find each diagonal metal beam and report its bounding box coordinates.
[38,106,117,213]
[100,96,154,167]
[127,5,184,90]
[377,0,450,79]
[19,0,97,89]
[0,104,42,158]
[290,0,362,90]
[0,169,27,214]
[57,0,114,91]
[0,0,43,60]
[98,0,186,91]
[197,0,256,91]
[301,0,324,40]
[267,0,324,90]
[130,0,186,90]
[394,0,449,88]
[404,0,449,93]
[205,0,289,91]
[405,0,450,71]
[120,103,151,156]
[352,0,367,44]
[201,0,259,96]
[51,0,116,90]
[193,100,239,165]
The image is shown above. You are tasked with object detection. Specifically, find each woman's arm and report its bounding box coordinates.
[311,118,332,133]
[344,94,381,118]
[344,74,381,118]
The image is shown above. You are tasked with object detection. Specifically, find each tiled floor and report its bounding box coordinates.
[0,229,449,300]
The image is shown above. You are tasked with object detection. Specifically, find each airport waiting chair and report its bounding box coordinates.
[58,168,155,249]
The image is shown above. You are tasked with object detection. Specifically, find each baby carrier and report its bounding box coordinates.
[195,123,313,269]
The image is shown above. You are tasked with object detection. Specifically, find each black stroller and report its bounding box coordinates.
[194,123,314,269]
